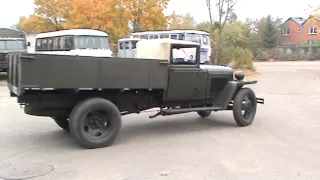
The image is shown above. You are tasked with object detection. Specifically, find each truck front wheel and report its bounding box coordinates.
[232,88,257,126]
[69,98,122,149]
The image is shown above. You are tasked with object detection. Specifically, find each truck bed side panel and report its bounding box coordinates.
[9,53,168,94]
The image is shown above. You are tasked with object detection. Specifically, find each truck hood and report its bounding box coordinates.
[200,64,233,74]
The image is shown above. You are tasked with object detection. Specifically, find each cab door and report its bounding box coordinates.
[165,44,207,101]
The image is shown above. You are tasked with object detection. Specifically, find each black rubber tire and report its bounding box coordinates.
[69,98,122,149]
[197,110,212,118]
[53,116,70,132]
[233,88,257,127]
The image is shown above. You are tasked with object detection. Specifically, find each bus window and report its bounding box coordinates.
[202,35,210,45]
[185,33,201,44]
[42,39,48,50]
[65,36,73,50]
[170,34,178,39]
[178,33,185,40]
[47,38,53,50]
[0,41,5,49]
[150,35,158,39]
[160,34,169,38]
[131,41,138,49]
[140,35,148,39]
[119,42,124,49]
[125,41,130,49]
[59,36,65,50]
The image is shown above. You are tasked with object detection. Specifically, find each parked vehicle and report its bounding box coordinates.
[0,28,28,72]
[32,29,113,57]
[116,38,140,58]
[130,29,211,64]
[7,38,264,149]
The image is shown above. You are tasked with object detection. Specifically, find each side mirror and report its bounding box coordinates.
[27,42,31,46]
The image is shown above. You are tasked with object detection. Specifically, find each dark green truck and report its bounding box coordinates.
[0,28,28,72]
[6,38,264,149]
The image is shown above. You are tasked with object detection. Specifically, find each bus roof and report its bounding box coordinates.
[36,29,109,38]
[0,37,25,40]
[0,28,27,38]
[131,29,210,36]
[118,37,141,42]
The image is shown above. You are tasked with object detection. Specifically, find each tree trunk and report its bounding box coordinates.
[214,29,222,65]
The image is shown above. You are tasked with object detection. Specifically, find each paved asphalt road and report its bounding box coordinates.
[0,61,320,180]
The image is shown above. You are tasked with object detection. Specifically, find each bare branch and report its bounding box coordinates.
[222,0,237,28]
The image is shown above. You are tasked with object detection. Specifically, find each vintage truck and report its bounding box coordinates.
[6,38,264,149]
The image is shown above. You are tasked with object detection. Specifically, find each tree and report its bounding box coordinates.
[206,0,238,64]
[123,0,169,32]
[196,21,211,33]
[34,0,72,30]
[262,15,279,48]
[167,12,197,30]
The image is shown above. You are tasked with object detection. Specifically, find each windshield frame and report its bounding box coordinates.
[73,35,111,50]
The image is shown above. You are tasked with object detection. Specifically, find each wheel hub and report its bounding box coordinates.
[84,111,110,139]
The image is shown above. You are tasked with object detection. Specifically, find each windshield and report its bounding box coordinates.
[185,33,201,44]
[74,36,110,49]
[0,40,24,50]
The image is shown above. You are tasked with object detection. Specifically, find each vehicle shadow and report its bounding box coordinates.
[2,113,239,151]
[116,113,238,145]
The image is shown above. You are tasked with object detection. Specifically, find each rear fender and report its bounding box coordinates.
[212,80,258,110]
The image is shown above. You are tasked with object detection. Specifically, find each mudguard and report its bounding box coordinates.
[212,80,261,110]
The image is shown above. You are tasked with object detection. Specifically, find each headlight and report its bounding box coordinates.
[235,71,245,81]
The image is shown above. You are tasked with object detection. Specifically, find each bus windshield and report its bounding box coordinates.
[74,36,110,50]
[0,40,25,50]
[185,33,201,44]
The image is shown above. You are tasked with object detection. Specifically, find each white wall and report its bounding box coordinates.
[26,33,36,53]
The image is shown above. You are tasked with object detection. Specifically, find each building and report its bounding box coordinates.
[280,16,320,46]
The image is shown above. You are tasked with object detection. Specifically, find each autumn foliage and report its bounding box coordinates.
[17,0,169,45]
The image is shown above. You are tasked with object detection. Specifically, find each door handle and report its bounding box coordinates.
[160,61,168,65]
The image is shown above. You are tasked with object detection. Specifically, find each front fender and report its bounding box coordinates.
[212,80,258,110]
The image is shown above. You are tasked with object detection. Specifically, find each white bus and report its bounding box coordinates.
[32,29,113,57]
[130,30,211,63]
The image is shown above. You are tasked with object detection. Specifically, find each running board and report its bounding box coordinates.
[149,106,222,118]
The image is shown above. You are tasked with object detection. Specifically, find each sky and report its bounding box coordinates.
[0,0,319,28]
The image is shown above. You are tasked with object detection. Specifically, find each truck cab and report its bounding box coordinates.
[135,38,233,101]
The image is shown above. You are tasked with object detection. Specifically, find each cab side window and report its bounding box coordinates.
[171,46,197,65]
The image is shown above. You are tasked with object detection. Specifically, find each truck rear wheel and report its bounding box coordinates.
[52,116,70,132]
[69,98,122,149]
[232,88,257,126]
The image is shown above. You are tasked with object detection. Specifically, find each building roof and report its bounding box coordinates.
[283,17,307,25]
[291,17,307,24]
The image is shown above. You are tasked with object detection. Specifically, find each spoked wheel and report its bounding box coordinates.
[52,116,70,132]
[69,98,122,149]
[233,88,257,126]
